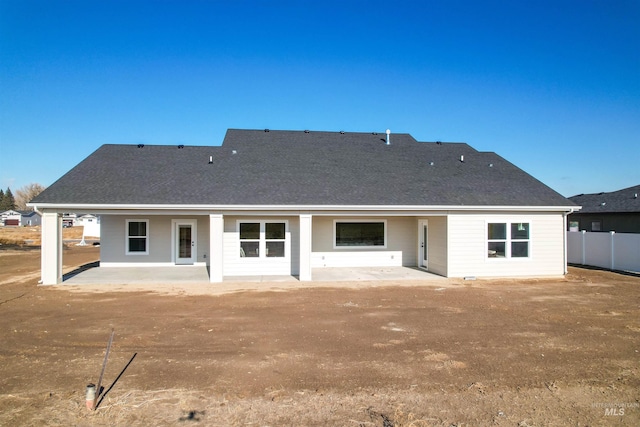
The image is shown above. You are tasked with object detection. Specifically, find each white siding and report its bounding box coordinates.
[311,216,416,268]
[100,215,209,265]
[447,212,565,277]
[223,216,298,276]
[425,216,448,277]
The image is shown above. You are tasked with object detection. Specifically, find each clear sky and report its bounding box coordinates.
[1,0,638,198]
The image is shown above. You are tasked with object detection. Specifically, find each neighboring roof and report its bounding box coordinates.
[17,210,40,216]
[569,185,640,214]
[31,129,575,208]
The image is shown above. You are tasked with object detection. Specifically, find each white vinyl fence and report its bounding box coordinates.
[567,231,640,273]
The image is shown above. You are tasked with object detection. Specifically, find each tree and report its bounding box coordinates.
[0,187,16,211]
[15,183,46,211]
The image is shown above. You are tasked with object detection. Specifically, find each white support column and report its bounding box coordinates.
[299,214,312,281]
[209,214,224,283]
[41,212,62,285]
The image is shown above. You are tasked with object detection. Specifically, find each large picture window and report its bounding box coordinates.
[126,219,149,255]
[487,222,529,259]
[239,221,287,258]
[335,221,386,248]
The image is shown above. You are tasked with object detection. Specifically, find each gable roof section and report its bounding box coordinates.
[31,129,575,208]
[569,185,640,213]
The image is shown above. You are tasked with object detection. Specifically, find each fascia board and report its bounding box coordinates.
[29,202,580,214]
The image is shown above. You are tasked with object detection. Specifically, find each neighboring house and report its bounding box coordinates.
[29,129,579,285]
[76,214,101,237]
[568,185,640,233]
[62,213,77,228]
[19,210,41,226]
[1,209,22,226]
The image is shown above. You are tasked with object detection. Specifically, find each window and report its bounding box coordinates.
[126,219,149,255]
[487,223,506,257]
[510,223,530,258]
[239,222,260,257]
[335,221,386,248]
[591,220,602,232]
[239,221,287,258]
[487,222,529,259]
[265,222,285,257]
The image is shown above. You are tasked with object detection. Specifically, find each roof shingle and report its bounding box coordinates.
[569,185,640,213]
[31,129,574,207]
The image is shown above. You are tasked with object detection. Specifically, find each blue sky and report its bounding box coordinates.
[1,0,638,198]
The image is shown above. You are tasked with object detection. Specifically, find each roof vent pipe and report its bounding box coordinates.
[385,129,391,145]
[460,155,464,162]
[208,156,213,164]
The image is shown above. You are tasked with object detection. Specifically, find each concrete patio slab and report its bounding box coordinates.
[62,264,444,285]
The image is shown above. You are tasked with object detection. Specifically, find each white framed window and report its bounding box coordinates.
[238,221,288,258]
[334,220,387,249]
[487,222,530,259]
[487,223,507,258]
[126,219,149,255]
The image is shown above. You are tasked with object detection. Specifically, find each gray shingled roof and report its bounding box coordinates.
[31,129,574,207]
[569,185,640,213]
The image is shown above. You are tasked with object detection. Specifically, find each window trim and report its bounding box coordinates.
[333,219,388,249]
[486,220,531,260]
[237,220,289,259]
[126,219,149,255]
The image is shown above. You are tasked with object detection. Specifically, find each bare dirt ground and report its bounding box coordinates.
[0,228,639,426]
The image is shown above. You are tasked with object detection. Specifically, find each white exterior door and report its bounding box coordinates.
[174,220,196,265]
[419,220,428,269]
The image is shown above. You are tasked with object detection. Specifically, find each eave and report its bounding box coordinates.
[28,202,581,216]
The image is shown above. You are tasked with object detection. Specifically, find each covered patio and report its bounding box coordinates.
[61,264,445,286]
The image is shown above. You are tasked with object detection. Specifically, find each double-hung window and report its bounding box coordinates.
[487,222,530,258]
[265,223,286,257]
[126,219,149,255]
[239,221,287,258]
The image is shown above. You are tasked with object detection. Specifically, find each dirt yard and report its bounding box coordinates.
[0,230,638,426]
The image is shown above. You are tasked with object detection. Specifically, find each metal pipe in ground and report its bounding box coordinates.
[93,329,115,410]
[85,384,96,410]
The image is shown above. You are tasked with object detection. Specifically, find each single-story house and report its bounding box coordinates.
[75,214,101,237]
[1,209,22,226]
[568,184,640,233]
[62,213,76,227]
[29,129,579,285]
[19,210,41,226]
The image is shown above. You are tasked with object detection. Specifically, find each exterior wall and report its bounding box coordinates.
[222,216,299,276]
[425,216,448,277]
[568,212,640,233]
[311,216,416,268]
[100,215,209,265]
[447,212,565,277]
[21,213,41,226]
[2,210,22,226]
[78,215,100,237]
